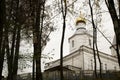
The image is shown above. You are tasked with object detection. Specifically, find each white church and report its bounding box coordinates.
[44,13,120,75]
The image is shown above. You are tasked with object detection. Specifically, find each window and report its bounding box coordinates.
[72,40,74,47]
[89,39,91,47]
[114,66,116,71]
[101,63,103,70]
[91,59,93,70]
[105,64,107,70]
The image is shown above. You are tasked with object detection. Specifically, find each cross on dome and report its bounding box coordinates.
[76,11,86,25]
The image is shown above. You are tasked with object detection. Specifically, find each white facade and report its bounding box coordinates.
[44,15,120,73]
[69,32,93,53]
[45,46,119,71]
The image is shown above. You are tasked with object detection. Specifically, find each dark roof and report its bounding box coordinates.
[44,65,74,72]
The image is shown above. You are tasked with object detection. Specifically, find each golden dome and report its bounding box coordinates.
[76,12,86,25]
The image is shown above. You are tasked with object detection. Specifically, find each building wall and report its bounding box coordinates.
[83,49,119,71]
[45,49,84,70]
[63,50,84,69]
[63,57,73,66]
[70,51,83,68]
[45,46,119,72]
[69,34,92,53]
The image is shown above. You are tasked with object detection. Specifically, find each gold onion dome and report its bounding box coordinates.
[76,12,86,25]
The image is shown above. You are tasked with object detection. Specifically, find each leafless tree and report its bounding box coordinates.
[105,0,120,67]
[89,0,102,79]
[60,0,67,80]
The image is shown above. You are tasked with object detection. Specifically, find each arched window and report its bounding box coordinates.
[89,39,91,47]
[101,63,103,70]
[72,40,74,47]
[114,66,116,71]
[91,59,93,70]
[105,64,107,71]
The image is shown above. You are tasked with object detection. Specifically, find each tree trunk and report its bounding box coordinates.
[5,27,10,80]
[32,54,35,80]
[60,0,67,80]
[89,0,97,78]
[7,0,20,79]
[95,39,102,78]
[30,0,36,80]
[0,39,5,80]
[93,36,97,78]
[0,0,5,51]
[7,26,17,80]
[105,0,120,67]
[89,0,102,79]
[0,0,6,79]
[12,26,21,80]
[33,0,43,80]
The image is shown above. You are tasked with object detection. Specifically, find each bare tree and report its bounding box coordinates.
[60,0,67,80]
[30,0,47,80]
[0,0,6,79]
[89,0,102,79]
[105,0,120,67]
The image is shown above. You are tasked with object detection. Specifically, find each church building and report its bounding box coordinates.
[44,13,120,75]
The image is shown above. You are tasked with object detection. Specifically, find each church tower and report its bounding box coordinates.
[69,12,93,53]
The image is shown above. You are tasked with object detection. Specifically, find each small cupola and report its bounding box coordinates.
[75,12,86,34]
[76,12,86,28]
[76,14,86,25]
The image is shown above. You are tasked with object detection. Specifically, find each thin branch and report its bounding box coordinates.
[105,0,109,8]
